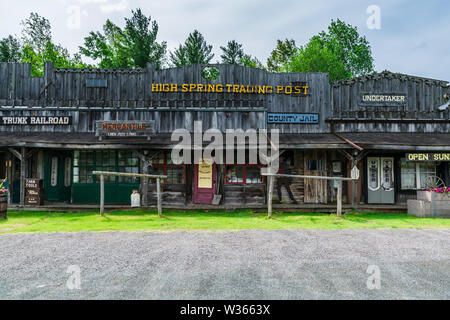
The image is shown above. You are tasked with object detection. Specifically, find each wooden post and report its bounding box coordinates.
[337,180,342,217]
[100,174,105,216]
[267,175,274,219]
[142,159,149,207]
[156,177,162,218]
[20,147,26,207]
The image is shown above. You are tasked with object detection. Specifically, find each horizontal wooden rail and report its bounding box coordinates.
[263,173,358,218]
[261,173,356,181]
[92,171,167,179]
[92,171,167,217]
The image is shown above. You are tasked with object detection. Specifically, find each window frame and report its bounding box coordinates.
[150,152,186,185]
[225,164,265,185]
[73,150,140,185]
[400,158,437,190]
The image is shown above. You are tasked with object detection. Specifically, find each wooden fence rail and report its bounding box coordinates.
[92,171,167,217]
[261,173,357,218]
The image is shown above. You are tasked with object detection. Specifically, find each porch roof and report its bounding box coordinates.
[0,132,448,151]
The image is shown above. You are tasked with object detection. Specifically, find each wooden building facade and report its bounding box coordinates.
[0,63,448,208]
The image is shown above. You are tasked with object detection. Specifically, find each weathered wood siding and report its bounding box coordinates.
[331,71,450,133]
[0,62,330,134]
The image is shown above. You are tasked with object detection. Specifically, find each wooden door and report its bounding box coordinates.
[44,151,72,202]
[304,151,328,204]
[194,160,216,204]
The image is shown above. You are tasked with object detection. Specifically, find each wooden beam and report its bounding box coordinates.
[8,148,22,161]
[100,175,104,216]
[92,171,167,179]
[267,175,275,219]
[156,177,162,218]
[337,180,343,217]
[20,147,26,207]
[261,173,356,181]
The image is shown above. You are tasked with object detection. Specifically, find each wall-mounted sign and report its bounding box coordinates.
[1,116,72,125]
[198,161,213,189]
[406,153,450,162]
[152,83,309,96]
[268,113,319,124]
[360,93,407,106]
[96,120,156,140]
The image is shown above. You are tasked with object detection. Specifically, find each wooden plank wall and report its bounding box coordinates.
[331,71,450,133]
[0,62,331,134]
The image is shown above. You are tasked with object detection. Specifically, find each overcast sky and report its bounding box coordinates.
[1,0,449,80]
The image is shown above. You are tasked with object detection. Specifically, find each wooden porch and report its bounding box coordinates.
[8,202,407,213]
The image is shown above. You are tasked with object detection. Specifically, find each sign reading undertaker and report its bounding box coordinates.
[360,93,407,107]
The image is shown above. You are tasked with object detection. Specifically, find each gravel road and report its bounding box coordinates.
[0,229,449,300]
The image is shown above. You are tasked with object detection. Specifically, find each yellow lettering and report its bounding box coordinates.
[276,86,283,94]
[216,84,223,93]
[182,84,189,92]
[170,84,178,92]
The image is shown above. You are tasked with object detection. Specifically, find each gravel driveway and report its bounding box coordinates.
[0,229,449,300]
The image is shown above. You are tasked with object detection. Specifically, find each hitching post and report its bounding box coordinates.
[267,175,275,219]
[337,180,343,217]
[156,177,162,217]
[100,174,105,216]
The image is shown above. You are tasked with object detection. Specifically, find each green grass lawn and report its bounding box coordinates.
[0,209,449,234]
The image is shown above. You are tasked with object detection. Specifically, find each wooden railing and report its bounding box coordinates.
[92,171,167,217]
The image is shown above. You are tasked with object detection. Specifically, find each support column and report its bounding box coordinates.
[20,147,26,207]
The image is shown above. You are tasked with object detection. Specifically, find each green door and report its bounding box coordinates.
[44,151,72,202]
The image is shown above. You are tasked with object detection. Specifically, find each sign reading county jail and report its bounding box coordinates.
[406,153,450,162]
[268,113,319,124]
[360,93,407,106]
[1,116,72,125]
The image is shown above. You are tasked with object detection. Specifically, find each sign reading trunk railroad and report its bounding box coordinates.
[406,153,450,162]
[96,120,156,141]
[1,116,72,125]
[360,93,407,106]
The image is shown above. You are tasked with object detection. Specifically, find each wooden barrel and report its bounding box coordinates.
[0,193,7,219]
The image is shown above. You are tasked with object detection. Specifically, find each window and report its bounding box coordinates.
[73,150,140,184]
[150,152,185,184]
[118,151,140,184]
[225,165,263,184]
[400,159,437,190]
[306,159,325,171]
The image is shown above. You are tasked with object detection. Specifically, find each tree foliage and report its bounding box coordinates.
[316,19,374,77]
[267,39,297,72]
[220,40,244,64]
[80,9,166,69]
[20,12,52,54]
[283,38,348,82]
[170,30,214,67]
[240,54,265,69]
[282,19,375,81]
[19,12,88,76]
[0,35,21,62]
